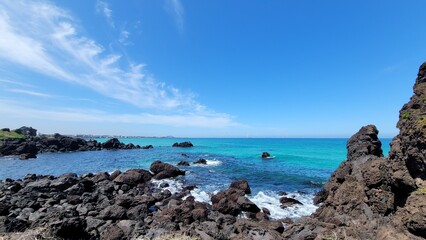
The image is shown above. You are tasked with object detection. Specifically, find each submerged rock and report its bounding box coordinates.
[261,152,271,158]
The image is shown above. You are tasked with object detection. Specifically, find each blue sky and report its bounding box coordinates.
[0,0,425,137]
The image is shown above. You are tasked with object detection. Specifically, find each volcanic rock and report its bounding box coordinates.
[14,126,37,137]
[172,142,194,148]
[193,159,207,165]
[150,161,185,180]
[285,62,426,240]
[113,169,152,186]
[177,161,190,166]
[279,197,302,208]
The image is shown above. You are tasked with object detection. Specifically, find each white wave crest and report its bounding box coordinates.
[151,179,184,194]
[248,191,317,220]
[193,159,222,167]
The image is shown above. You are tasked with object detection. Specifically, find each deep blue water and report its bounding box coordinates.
[0,138,391,219]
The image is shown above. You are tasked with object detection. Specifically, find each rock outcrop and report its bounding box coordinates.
[150,161,185,180]
[172,141,194,148]
[284,62,426,239]
[261,152,271,158]
[0,133,144,158]
[14,126,37,137]
[193,159,207,165]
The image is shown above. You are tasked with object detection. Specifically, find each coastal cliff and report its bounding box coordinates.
[284,62,426,239]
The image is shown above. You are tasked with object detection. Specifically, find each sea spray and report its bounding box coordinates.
[248,191,318,220]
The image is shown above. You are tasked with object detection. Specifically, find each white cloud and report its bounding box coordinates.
[165,0,184,33]
[6,89,52,98]
[0,0,239,128]
[96,0,114,28]
[0,100,239,128]
[119,30,131,45]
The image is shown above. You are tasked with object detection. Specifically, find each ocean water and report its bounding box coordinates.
[0,138,391,219]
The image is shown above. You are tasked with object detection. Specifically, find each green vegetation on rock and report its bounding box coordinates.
[417,116,426,129]
[401,112,411,119]
[0,130,25,140]
[415,188,426,194]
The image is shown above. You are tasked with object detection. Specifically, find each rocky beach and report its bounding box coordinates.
[0,62,426,239]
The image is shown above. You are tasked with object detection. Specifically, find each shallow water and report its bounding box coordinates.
[0,138,391,219]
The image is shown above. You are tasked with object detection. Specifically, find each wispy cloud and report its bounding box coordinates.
[0,100,239,128]
[119,30,131,45]
[96,0,114,28]
[6,89,52,98]
[0,79,34,88]
[0,0,238,128]
[165,0,184,34]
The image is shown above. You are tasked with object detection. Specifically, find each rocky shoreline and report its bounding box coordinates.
[0,128,151,159]
[1,62,426,239]
[0,161,285,239]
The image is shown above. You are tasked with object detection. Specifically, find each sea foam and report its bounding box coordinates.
[193,159,222,167]
[248,191,317,220]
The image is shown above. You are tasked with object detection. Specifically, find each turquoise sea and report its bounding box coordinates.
[0,138,391,219]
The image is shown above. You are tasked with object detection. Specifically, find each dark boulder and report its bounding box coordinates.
[19,152,37,160]
[14,126,37,137]
[177,161,190,166]
[172,141,194,148]
[98,205,127,220]
[261,152,271,158]
[60,136,85,151]
[141,145,153,149]
[110,170,122,180]
[15,142,38,155]
[230,179,251,194]
[100,224,125,240]
[279,197,303,208]
[211,180,258,216]
[193,159,207,165]
[102,138,123,149]
[150,161,185,180]
[53,217,90,239]
[113,169,152,186]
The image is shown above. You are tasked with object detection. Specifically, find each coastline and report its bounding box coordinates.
[1,62,426,239]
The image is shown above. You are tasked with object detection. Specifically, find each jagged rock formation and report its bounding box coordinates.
[284,62,426,239]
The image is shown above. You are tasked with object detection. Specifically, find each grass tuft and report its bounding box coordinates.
[401,112,411,119]
[0,130,25,140]
[415,188,426,194]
